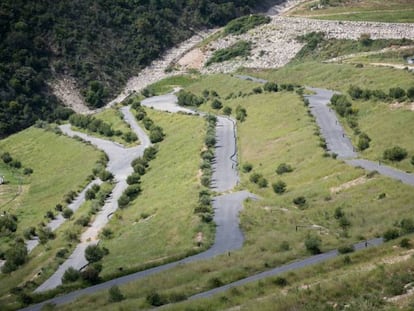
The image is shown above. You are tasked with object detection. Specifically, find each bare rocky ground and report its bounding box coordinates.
[201,17,414,74]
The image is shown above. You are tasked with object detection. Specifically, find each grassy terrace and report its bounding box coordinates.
[288,0,414,23]
[0,127,101,307]
[99,108,210,278]
[59,74,414,310]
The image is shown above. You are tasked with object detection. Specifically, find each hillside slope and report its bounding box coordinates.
[0,0,265,137]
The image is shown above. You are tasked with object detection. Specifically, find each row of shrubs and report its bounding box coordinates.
[194,115,217,224]
[133,102,165,143]
[118,146,158,209]
[69,114,138,143]
[1,151,33,175]
[348,85,414,102]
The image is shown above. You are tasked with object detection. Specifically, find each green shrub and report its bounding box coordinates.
[62,208,73,219]
[272,180,286,194]
[242,162,253,173]
[293,196,307,208]
[276,163,293,175]
[62,267,81,283]
[211,99,223,110]
[85,244,107,263]
[264,82,278,92]
[249,172,262,183]
[383,146,408,161]
[224,14,270,35]
[206,41,252,66]
[304,235,321,254]
[338,244,354,254]
[389,87,406,100]
[257,177,268,188]
[223,106,232,115]
[108,285,124,302]
[383,228,400,241]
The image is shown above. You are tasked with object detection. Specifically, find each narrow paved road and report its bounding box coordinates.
[25,179,102,253]
[35,107,151,292]
[188,238,383,301]
[141,94,196,114]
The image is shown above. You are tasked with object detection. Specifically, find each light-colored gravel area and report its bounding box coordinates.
[201,16,414,74]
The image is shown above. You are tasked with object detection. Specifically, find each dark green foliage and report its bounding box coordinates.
[84,244,107,263]
[55,248,69,258]
[37,226,55,243]
[359,33,372,46]
[75,215,91,227]
[399,218,414,234]
[273,277,288,287]
[263,82,278,92]
[358,132,371,151]
[389,87,406,100]
[276,163,293,175]
[108,285,124,302]
[223,106,232,115]
[272,180,286,194]
[69,114,114,137]
[407,86,414,100]
[257,177,268,188]
[23,167,33,175]
[252,87,263,94]
[85,81,108,108]
[23,226,36,239]
[143,146,158,162]
[293,196,307,207]
[383,146,408,161]
[62,267,81,284]
[235,105,247,122]
[126,173,141,185]
[224,14,270,35]
[118,194,130,209]
[211,99,223,110]
[1,240,28,273]
[122,131,138,143]
[334,207,345,219]
[62,207,73,219]
[295,32,325,59]
[330,94,354,117]
[0,214,18,236]
[177,90,203,107]
[1,152,12,163]
[411,155,414,166]
[278,241,290,251]
[85,188,96,200]
[249,172,262,184]
[383,228,400,241]
[304,235,321,254]
[81,263,102,284]
[242,162,253,173]
[0,0,257,136]
[146,291,166,307]
[45,210,55,220]
[149,125,165,143]
[206,41,252,66]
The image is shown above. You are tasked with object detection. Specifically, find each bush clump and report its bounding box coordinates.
[383,146,408,161]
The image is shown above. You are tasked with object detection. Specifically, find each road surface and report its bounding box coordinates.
[35,107,151,292]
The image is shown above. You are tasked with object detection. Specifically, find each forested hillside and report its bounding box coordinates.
[0,0,259,137]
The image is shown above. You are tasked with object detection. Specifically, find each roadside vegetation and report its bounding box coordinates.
[206,41,252,66]
[0,126,102,307]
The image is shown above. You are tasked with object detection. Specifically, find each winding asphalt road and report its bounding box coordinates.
[35,107,151,293]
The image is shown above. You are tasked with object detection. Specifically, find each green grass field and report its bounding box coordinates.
[145,74,201,95]
[241,61,414,92]
[57,76,414,311]
[288,0,414,23]
[99,108,211,278]
[0,127,101,307]
[346,47,414,66]
[72,107,139,147]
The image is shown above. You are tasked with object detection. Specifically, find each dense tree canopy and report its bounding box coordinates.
[0,0,260,137]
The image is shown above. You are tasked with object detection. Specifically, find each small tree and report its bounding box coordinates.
[272,180,286,194]
[108,285,124,302]
[383,228,400,241]
[389,87,406,100]
[242,162,253,173]
[276,163,293,175]
[264,82,278,92]
[293,196,307,208]
[211,99,223,110]
[85,244,106,263]
[257,177,268,188]
[383,146,408,161]
[62,267,81,283]
[62,208,74,219]
[305,235,321,254]
[223,106,232,115]
[407,86,414,101]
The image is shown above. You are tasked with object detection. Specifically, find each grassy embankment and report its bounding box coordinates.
[288,0,414,23]
[70,107,140,147]
[98,108,211,278]
[0,127,101,308]
[58,74,414,310]
[241,60,414,171]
